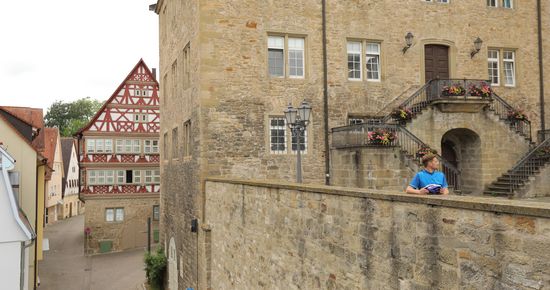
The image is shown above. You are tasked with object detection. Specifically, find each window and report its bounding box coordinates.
[503,50,515,87]
[106,170,114,184]
[134,113,148,123]
[116,140,123,153]
[347,41,362,80]
[182,43,191,90]
[115,208,124,221]
[268,36,285,77]
[488,50,500,85]
[291,127,307,153]
[366,43,381,81]
[124,140,133,153]
[288,38,305,78]
[172,127,179,159]
[105,208,114,222]
[97,171,105,184]
[425,0,448,3]
[87,139,95,153]
[133,170,141,184]
[144,140,159,154]
[88,170,96,184]
[145,170,153,184]
[163,133,169,160]
[182,121,191,157]
[135,89,141,96]
[133,140,140,153]
[154,169,160,183]
[172,60,178,99]
[125,170,133,184]
[502,0,512,8]
[105,139,113,153]
[487,0,497,6]
[153,205,160,221]
[117,170,125,184]
[269,117,286,154]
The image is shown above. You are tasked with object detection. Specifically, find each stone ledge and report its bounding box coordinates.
[205,177,550,218]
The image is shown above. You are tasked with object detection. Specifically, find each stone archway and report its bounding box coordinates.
[441,128,482,194]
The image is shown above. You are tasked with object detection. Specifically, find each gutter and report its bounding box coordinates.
[322,0,330,185]
[537,0,545,131]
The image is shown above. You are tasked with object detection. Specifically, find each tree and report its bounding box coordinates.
[45,97,103,137]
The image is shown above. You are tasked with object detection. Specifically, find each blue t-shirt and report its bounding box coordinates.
[409,170,448,190]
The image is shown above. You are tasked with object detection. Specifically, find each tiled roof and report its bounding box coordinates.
[44,128,59,169]
[61,138,74,178]
[0,106,45,153]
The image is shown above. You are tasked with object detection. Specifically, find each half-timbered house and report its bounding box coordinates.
[77,59,160,254]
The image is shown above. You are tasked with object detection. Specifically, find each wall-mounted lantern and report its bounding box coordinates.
[402,32,414,54]
[470,37,483,58]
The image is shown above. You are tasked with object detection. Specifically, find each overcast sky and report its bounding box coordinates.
[0,0,159,112]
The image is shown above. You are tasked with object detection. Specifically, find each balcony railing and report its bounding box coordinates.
[332,123,461,190]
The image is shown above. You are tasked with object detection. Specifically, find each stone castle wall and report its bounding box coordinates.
[203,178,550,290]
[84,196,159,255]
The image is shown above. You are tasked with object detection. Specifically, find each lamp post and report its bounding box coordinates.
[284,100,312,183]
[470,37,483,58]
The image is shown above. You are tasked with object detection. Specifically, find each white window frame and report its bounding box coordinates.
[144,170,153,184]
[115,208,124,222]
[487,0,497,7]
[87,139,95,153]
[133,140,141,153]
[347,41,362,81]
[366,42,381,81]
[349,118,365,125]
[117,170,125,184]
[269,117,287,154]
[133,170,142,184]
[503,50,516,87]
[106,170,114,184]
[88,170,96,185]
[116,140,123,153]
[488,49,500,86]
[153,170,160,183]
[502,0,512,8]
[105,208,115,222]
[288,37,305,78]
[268,36,285,78]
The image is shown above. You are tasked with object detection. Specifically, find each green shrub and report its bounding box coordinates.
[144,247,167,290]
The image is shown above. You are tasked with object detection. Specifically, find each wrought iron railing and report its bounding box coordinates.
[371,79,532,142]
[507,137,550,194]
[489,93,532,141]
[332,123,461,190]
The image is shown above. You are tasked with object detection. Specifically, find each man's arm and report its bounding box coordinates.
[406,185,429,195]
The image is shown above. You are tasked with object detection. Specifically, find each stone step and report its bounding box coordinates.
[488,185,513,191]
[483,190,513,197]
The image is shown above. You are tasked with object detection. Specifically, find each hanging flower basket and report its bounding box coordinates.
[507,109,529,123]
[468,82,493,98]
[390,106,414,123]
[368,129,397,146]
[416,146,438,159]
[442,84,466,96]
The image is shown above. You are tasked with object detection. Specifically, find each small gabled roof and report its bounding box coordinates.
[61,138,75,178]
[44,128,59,169]
[0,111,48,165]
[75,59,159,136]
[0,106,45,152]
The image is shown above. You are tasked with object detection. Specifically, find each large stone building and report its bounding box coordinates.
[153,0,549,288]
[77,59,161,254]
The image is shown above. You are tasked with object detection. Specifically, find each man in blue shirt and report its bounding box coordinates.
[406,154,449,195]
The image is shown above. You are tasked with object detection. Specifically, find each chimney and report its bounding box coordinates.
[152,68,157,81]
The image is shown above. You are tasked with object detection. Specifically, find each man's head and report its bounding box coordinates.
[422,154,439,170]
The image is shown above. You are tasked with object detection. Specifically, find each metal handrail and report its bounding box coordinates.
[507,137,550,193]
[490,92,532,141]
[332,122,461,190]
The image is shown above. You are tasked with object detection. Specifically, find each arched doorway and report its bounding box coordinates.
[168,237,178,290]
[441,129,482,194]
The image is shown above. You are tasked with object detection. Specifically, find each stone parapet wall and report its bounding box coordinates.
[203,178,550,290]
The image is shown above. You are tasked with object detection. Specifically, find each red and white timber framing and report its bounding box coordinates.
[77,59,160,197]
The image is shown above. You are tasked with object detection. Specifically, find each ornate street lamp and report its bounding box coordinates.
[402,32,414,54]
[284,100,312,183]
[470,37,483,58]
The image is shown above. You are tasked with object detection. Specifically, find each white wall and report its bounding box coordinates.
[0,242,22,290]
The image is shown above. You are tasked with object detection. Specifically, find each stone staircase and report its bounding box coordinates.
[374,79,533,144]
[484,137,550,197]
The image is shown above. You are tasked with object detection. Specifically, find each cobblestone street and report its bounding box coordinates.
[39,215,147,290]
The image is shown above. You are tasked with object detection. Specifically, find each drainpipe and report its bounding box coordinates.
[537,0,545,132]
[34,161,45,290]
[322,0,330,185]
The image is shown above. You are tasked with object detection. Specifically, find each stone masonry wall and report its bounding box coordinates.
[521,164,550,199]
[331,147,416,191]
[84,196,159,255]
[204,179,550,290]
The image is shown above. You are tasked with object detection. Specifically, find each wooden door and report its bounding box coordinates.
[425,45,449,81]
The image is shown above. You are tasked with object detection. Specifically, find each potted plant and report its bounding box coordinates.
[390,106,414,123]
[507,108,529,123]
[416,145,437,159]
[442,84,466,96]
[368,129,397,145]
[468,82,493,98]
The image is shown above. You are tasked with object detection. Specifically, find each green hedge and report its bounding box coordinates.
[144,247,167,290]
